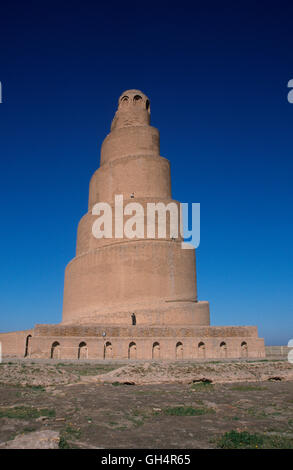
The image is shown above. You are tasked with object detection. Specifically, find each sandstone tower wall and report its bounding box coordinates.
[62,89,209,326]
[88,155,171,209]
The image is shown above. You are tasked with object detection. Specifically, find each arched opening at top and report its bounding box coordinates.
[220,341,227,358]
[198,341,206,359]
[51,341,60,359]
[128,341,137,360]
[146,99,150,110]
[241,341,248,357]
[24,335,32,358]
[120,96,129,108]
[133,95,142,102]
[131,313,136,326]
[176,341,183,360]
[104,341,113,359]
[152,342,160,359]
[78,341,88,360]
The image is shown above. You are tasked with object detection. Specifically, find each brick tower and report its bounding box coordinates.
[0,90,265,360]
[62,89,210,328]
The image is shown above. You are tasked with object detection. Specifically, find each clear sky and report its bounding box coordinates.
[0,1,292,345]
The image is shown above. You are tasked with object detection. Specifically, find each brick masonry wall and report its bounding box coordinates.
[30,335,265,360]
[0,329,34,358]
[0,325,265,360]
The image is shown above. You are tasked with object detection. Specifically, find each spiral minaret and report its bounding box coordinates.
[62,89,210,326]
[0,90,266,360]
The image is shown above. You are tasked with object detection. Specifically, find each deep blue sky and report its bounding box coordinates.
[0,1,292,345]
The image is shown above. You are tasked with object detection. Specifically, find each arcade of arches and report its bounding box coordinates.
[35,339,256,360]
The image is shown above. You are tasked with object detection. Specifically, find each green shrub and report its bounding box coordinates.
[0,406,55,419]
[217,430,264,449]
[59,436,70,449]
[163,406,214,416]
[217,430,293,449]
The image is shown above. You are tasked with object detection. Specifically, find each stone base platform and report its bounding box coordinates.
[11,323,265,360]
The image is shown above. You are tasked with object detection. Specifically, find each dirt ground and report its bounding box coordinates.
[0,360,293,449]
